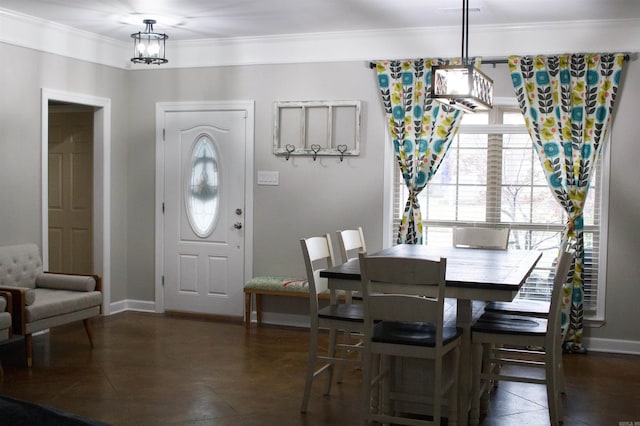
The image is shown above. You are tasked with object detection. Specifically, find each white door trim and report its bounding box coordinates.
[41,88,112,315]
[155,101,254,313]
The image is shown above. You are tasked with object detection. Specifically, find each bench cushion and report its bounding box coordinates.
[244,276,309,293]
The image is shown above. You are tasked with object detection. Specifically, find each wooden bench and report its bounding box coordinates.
[243,276,340,329]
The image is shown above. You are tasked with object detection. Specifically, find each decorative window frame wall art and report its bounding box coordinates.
[273,100,361,161]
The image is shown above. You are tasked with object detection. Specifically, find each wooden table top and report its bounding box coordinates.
[320,244,542,292]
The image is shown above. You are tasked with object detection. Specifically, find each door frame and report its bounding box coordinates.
[155,101,255,313]
[41,88,112,315]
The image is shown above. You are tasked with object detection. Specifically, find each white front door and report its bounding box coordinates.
[161,105,249,317]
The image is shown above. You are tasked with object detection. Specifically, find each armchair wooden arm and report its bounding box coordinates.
[0,290,12,338]
[0,287,26,335]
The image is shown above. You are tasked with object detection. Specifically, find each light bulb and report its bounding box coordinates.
[148,42,160,57]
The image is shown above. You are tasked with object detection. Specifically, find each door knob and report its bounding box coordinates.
[234,222,243,230]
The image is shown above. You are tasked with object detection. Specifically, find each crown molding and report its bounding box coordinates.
[1,7,638,70]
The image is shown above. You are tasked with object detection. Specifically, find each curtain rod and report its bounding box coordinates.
[368,54,631,69]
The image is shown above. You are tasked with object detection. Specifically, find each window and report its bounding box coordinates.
[186,135,219,238]
[391,103,606,320]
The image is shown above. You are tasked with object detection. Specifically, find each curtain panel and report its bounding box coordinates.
[374,59,465,244]
[508,53,625,353]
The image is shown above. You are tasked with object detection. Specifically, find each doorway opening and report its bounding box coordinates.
[41,89,112,315]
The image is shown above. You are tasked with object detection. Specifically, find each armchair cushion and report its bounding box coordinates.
[36,274,96,292]
[0,292,11,341]
[25,289,102,323]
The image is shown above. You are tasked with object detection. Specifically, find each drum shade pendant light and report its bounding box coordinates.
[431,0,493,112]
[131,19,168,65]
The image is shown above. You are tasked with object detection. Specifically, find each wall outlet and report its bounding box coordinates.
[257,170,279,185]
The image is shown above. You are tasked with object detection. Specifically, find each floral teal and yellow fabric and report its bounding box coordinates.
[509,53,625,352]
[375,59,464,244]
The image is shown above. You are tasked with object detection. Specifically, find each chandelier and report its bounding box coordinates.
[430,0,493,112]
[131,19,168,65]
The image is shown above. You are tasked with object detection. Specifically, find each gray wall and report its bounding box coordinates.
[125,63,387,302]
[1,40,639,345]
[0,43,131,302]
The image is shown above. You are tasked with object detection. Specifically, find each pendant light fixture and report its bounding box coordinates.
[431,0,493,112]
[131,19,168,65]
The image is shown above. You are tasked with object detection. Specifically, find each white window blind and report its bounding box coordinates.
[392,105,603,316]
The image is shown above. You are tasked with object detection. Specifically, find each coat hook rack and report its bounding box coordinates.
[285,144,295,161]
[273,100,361,161]
[311,144,321,161]
[337,144,348,162]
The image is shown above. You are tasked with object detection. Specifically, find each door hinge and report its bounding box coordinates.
[162,276,165,286]
[163,128,166,141]
[162,202,165,213]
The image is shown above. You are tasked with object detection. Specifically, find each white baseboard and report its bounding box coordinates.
[107,303,640,355]
[584,337,640,355]
[109,299,156,315]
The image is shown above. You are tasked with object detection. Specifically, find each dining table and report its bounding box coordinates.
[319,243,542,426]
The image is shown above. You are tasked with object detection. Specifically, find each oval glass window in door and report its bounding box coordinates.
[185,135,220,237]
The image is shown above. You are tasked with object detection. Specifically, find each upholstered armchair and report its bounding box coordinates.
[0,244,102,367]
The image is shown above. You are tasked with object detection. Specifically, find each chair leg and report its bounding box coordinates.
[324,328,338,395]
[361,347,373,425]
[556,341,566,394]
[336,330,350,384]
[380,355,391,419]
[470,342,483,426]
[449,344,460,426]
[25,334,33,368]
[83,318,95,348]
[300,325,319,413]
[433,357,443,426]
[255,294,263,326]
[480,343,492,413]
[546,349,562,425]
[244,292,251,329]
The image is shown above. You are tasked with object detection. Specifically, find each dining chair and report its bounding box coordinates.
[359,252,462,426]
[470,249,573,426]
[299,234,365,414]
[336,227,367,263]
[452,225,510,387]
[452,226,510,250]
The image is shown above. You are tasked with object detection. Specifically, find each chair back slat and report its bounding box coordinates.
[300,235,335,298]
[359,253,447,340]
[336,227,366,262]
[453,226,510,250]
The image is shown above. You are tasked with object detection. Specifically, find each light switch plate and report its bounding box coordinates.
[257,170,279,185]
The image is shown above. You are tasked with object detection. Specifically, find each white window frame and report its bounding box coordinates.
[383,97,608,323]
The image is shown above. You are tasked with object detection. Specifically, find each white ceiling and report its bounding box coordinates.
[1,0,639,42]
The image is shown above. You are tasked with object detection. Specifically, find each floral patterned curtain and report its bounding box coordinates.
[375,59,465,244]
[509,53,625,353]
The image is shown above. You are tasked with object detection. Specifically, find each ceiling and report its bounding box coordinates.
[1,0,639,43]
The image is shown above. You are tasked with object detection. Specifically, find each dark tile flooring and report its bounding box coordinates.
[0,311,639,425]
